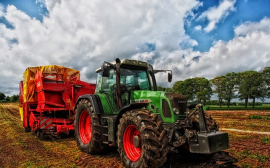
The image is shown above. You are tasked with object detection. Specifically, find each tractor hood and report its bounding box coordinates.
[130,90,187,123]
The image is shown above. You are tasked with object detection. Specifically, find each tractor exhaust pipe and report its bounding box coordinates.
[115,58,122,109]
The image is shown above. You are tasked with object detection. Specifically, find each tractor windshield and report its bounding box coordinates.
[95,68,151,93]
[120,68,151,90]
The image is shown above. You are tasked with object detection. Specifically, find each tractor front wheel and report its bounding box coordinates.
[117,109,168,168]
[74,99,106,154]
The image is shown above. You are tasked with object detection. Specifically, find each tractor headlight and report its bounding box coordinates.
[173,108,180,115]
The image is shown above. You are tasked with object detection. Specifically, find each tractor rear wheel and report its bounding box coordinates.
[74,99,106,154]
[117,109,168,168]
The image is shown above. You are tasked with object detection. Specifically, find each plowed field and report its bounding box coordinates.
[0,103,269,167]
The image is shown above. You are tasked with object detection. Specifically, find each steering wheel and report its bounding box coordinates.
[125,83,135,90]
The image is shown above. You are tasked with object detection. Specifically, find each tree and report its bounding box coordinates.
[223,72,238,108]
[0,92,6,100]
[238,71,267,108]
[193,77,212,105]
[172,81,182,93]
[211,76,226,107]
[5,96,10,102]
[173,78,212,104]
[10,95,19,102]
[249,72,266,107]
[262,67,270,98]
[173,79,196,101]
[157,86,163,91]
[165,88,173,92]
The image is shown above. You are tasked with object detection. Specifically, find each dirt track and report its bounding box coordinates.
[1,103,269,167]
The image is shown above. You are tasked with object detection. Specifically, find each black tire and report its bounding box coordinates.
[117,109,168,168]
[24,127,31,133]
[37,130,45,140]
[74,99,107,154]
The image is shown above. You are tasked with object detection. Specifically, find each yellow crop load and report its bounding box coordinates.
[22,65,80,102]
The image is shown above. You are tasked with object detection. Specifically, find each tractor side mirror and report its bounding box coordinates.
[101,62,110,77]
[168,73,172,83]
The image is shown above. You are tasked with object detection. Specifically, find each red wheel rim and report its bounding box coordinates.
[79,110,92,144]
[123,125,142,161]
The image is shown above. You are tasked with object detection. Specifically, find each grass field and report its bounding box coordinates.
[0,103,269,167]
[206,104,270,110]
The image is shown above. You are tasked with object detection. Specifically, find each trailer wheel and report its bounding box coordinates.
[75,99,106,154]
[24,127,31,133]
[117,109,168,168]
[37,130,45,140]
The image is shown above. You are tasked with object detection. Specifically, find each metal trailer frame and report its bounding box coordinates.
[19,66,96,138]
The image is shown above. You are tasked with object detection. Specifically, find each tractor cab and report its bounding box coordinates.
[95,59,172,113]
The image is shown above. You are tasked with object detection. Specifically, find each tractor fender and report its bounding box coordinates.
[114,103,149,141]
[75,94,104,115]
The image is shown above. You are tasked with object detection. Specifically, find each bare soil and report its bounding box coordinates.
[0,104,269,167]
[208,110,270,167]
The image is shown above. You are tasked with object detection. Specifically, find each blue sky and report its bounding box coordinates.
[185,0,270,52]
[0,0,47,21]
[0,0,270,96]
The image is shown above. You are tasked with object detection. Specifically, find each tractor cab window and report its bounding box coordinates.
[120,68,151,91]
[96,68,151,93]
[96,69,116,93]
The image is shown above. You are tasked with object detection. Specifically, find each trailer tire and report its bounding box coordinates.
[117,109,168,168]
[37,130,45,140]
[74,99,106,154]
[24,127,31,133]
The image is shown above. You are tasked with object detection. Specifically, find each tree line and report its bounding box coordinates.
[159,67,270,108]
[0,92,19,103]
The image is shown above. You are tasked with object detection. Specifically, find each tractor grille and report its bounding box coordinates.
[165,93,187,115]
[162,99,171,118]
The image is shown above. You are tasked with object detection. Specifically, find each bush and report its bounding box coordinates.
[238,102,263,106]
[261,137,270,144]
[263,115,270,120]
[248,115,262,119]
[0,100,7,103]
[205,100,220,105]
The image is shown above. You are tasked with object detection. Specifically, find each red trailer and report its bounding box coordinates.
[19,65,96,139]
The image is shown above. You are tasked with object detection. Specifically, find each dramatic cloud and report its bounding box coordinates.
[197,0,236,32]
[0,0,200,95]
[234,17,270,36]
[0,0,269,95]
[136,17,270,87]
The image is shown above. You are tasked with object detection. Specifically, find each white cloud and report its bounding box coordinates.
[35,0,47,9]
[0,4,4,17]
[194,25,202,31]
[132,18,270,87]
[234,17,270,36]
[197,0,236,32]
[0,0,200,95]
[1,0,269,96]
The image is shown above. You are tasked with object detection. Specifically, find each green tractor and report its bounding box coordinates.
[74,58,229,168]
